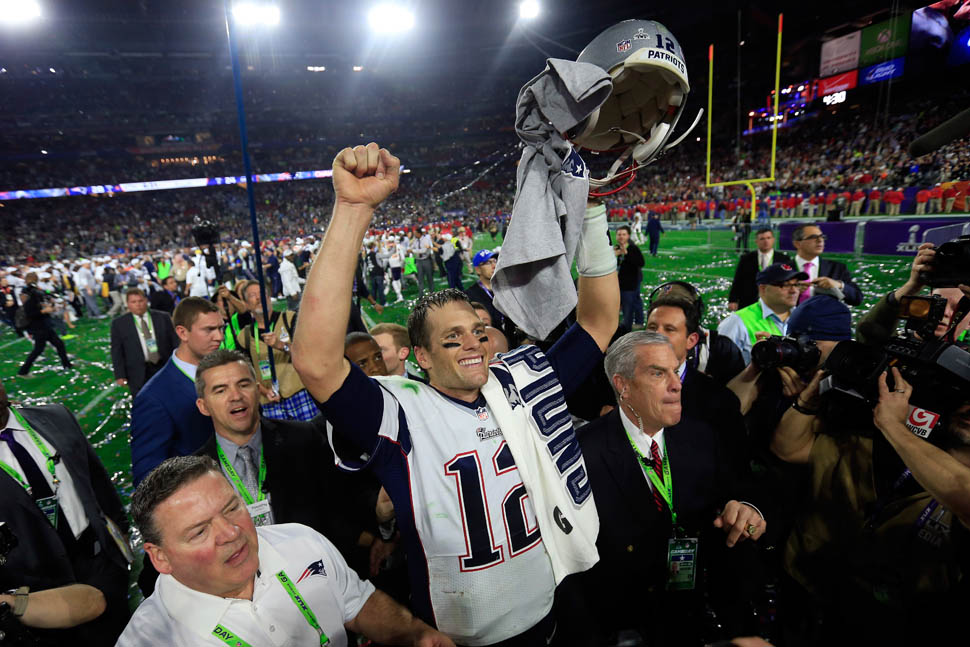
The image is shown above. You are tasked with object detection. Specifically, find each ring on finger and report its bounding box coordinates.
[746,524,758,536]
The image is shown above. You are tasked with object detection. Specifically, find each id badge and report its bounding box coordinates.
[36,495,59,529]
[259,360,272,381]
[247,499,272,527]
[145,337,158,354]
[278,328,290,343]
[666,537,698,591]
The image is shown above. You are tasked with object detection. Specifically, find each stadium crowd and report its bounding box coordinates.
[3,31,970,647]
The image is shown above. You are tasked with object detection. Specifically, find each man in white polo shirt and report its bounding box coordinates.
[118,455,453,647]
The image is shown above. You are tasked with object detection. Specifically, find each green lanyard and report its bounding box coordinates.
[137,312,155,338]
[172,356,195,383]
[210,570,330,647]
[252,318,276,358]
[623,427,676,526]
[216,444,266,505]
[0,409,60,494]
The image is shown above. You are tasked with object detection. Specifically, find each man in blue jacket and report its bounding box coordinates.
[130,297,224,486]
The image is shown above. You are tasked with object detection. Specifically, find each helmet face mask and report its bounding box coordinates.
[569,19,696,191]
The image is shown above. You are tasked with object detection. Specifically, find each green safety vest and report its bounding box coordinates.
[220,312,242,351]
[157,260,171,280]
[735,300,784,345]
[404,256,417,275]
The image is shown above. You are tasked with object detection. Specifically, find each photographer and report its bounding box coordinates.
[857,242,970,346]
[769,295,969,645]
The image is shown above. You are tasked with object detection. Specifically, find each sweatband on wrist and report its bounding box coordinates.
[576,203,616,277]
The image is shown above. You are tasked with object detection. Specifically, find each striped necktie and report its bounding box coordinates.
[649,439,664,512]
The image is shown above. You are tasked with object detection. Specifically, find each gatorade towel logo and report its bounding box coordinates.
[554,506,573,534]
[906,406,940,439]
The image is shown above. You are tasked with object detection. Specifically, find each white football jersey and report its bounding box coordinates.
[330,375,554,646]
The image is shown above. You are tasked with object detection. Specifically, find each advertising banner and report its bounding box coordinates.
[862,218,957,255]
[860,56,905,84]
[817,70,858,96]
[778,222,858,254]
[859,15,911,67]
[820,30,861,76]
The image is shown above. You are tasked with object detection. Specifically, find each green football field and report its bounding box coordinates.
[0,228,913,606]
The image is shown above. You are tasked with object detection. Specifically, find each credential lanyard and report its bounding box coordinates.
[252,318,276,358]
[6,409,60,489]
[216,443,266,505]
[623,429,676,526]
[865,467,941,534]
[211,569,329,647]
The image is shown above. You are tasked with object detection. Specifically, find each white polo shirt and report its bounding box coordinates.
[117,523,375,647]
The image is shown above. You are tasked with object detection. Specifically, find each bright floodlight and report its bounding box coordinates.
[0,0,42,25]
[232,2,280,27]
[519,0,539,20]
[368,4,415,33]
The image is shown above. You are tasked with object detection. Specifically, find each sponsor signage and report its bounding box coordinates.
[859,15,911,67]
[862,218,957,256]
[819,30,861,76]
[860,56,905,85]
[817,70,858,96]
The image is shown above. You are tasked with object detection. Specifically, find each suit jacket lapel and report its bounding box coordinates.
[601,411,654,521]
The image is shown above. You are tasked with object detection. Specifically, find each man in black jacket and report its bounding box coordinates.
[0,378,131,645]
[110,288,179,396]
[148,276,180,314]
[573,331,766,645]
[17,272,72,375]
[791,223,862,306]
[728,228,793,311]
[615,225,645,330]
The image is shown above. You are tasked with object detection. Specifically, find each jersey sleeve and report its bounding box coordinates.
[546,322,604,397]
[317,363,409,471]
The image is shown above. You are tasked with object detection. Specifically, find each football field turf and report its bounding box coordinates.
[0,229,912,605]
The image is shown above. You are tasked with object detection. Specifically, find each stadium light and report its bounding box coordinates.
[0,0,41,25]
[232,2,280,27]
[519,0,539,19]
[353,65,364,72]
[368,4,414,33]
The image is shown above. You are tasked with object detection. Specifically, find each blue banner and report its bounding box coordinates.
[859,56,905,85]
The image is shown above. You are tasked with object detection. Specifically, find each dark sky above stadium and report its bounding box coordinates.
[5,0,902,82]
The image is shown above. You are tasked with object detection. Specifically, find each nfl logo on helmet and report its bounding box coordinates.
[616,39,632,53]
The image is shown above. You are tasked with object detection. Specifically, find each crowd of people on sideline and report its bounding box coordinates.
[1,139,968,647]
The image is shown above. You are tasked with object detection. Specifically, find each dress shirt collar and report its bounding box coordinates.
[795,255,818,270]
[157,530,287,641]
[757,249,773,270]
[171,353,197,382]
[215,426,263,466]
[4,406,26,432]
[619,405,665,459]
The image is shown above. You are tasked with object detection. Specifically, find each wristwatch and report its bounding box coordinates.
[5,586,29,617]
[282,343,291,353]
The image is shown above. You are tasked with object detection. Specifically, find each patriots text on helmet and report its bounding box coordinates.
[645,48,686,76]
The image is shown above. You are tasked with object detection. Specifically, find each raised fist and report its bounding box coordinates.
[332,143,401,210]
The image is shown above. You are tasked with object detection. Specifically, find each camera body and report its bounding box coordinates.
[920,235,970,288]
[751,334,821,376]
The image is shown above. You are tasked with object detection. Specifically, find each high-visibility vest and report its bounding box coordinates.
[735,301,784,346]
[157,261,172,280]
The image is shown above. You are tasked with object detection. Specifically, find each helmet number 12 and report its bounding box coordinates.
[655,34,676,53]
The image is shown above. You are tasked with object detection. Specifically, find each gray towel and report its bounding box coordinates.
[491,58,611,341]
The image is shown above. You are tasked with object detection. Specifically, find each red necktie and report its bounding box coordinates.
[650,439,664,512]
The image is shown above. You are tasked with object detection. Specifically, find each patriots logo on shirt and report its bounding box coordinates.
[296,559,327,584]
[561,148,586,178]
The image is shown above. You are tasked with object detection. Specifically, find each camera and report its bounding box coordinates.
[190,218,221,248]
[919,235,970,288]
[818,293,970,434]
[750,334,821,375]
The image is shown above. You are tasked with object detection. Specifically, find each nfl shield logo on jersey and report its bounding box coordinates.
[616,39,632,53]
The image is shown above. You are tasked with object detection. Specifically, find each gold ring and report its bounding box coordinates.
[746,524,758,536]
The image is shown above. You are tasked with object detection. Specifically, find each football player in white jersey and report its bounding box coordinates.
[293,143,619,646]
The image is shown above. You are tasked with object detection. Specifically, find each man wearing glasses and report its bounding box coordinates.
[791,224,862,306]
[717,263,808,364]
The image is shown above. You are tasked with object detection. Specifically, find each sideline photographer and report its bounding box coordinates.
[768,288,969,644]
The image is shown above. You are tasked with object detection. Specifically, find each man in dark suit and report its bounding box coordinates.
[110,288,178,396]
[791,223,862,306]
[130,297,224,486]
[728,228,793,311]
[148,276,180,314]
[572,332,766,645]
[0,378,131,645]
